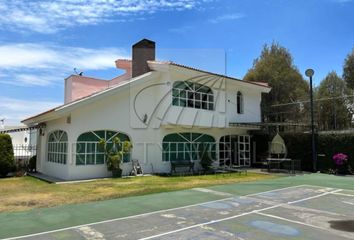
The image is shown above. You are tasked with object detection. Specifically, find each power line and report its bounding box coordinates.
[271,94,354,107]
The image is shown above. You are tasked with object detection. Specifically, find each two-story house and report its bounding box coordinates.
[22,39,270,180]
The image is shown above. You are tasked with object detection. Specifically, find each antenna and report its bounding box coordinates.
[73,68,83,76]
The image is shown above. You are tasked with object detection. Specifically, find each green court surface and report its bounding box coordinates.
[1,173,354,239]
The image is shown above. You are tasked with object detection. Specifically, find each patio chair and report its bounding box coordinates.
[130,159,143,176]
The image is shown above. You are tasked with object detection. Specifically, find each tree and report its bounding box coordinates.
[244,43,309,123]
[343,48,354,89]
[0,134,15,177]
[316,72,352,130]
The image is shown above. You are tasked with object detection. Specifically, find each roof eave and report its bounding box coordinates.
[22,71,157,125]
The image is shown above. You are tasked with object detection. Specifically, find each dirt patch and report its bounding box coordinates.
[329,220,354,232]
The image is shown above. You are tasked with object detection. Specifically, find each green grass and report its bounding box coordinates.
[0,173,275,213]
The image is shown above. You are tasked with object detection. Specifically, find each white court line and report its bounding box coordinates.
[192,188,233,197]
[256,211,354,240]
[139,205,284,240]
[256,212,326,230]
[342,201,354,206]
[288,189,342,204]
[1,184,307,240]
[245,184,307,197]
[138,189,341,240]
[301,184,354,193]
[332,192,354,197]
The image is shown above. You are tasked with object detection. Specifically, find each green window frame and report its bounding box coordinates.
[162,132,216,162]
[172,81,214,110]
[47,130,68,164]
[76,130,131,165]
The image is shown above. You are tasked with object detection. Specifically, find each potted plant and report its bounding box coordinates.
[99,137,132,178]
[332,153,348,175]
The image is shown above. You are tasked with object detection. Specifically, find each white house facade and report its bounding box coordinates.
[23,39,270,180]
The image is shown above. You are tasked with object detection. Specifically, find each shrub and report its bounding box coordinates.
[28,155,36,172]
[0,134,15,177]
[253,132,354,173]
[99,137,132,178]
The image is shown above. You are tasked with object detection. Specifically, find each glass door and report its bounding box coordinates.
[238,135,250,167]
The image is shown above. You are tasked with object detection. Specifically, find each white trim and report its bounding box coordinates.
[23,72,157,125]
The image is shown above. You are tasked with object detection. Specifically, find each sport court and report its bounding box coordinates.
[3,182,354,240]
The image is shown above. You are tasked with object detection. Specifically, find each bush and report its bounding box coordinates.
[28,155,36,172]
[253,132,354,173]
[0,134,15,177]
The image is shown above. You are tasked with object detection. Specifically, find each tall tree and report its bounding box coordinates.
[343,48,354,89]
[316,72,352,130]
[244,43,309,123]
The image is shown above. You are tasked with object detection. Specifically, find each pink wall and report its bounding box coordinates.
[64,59,132,103]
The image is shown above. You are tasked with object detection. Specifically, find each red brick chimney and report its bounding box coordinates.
[132,39,155,78]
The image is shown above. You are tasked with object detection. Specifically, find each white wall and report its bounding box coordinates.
[37,70,263,180]
[37,117,71,180]
[226,80,262,123]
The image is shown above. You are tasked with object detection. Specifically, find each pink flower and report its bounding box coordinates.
[333,153,348,166]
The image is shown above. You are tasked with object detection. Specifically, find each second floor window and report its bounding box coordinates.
[237,91,244,114]
[172,81,214,110]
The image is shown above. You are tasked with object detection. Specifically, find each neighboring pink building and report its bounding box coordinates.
[64,59,132,103]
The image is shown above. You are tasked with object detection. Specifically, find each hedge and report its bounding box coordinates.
[0,134,15,177]
[252,132,354,172]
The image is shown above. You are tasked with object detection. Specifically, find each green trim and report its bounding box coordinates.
[162,133,216,162]
[76,130,131,165]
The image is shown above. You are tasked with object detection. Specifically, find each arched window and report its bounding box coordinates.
[172,81,214,110]
[48,130,68,164]
[76,130,131,165]
[237,91,244,114]
[162,132,216,162]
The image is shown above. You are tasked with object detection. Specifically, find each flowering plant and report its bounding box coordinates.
[332,153,348,166]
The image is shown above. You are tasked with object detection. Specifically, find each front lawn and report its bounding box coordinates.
[0,173,276,212]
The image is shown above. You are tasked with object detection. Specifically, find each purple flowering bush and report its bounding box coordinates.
[333,153,348,166]
[332,153,349,174]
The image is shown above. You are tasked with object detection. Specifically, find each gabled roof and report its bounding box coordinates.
[22,61,270,125]
[150,61,270,89]
[22,71,155,125]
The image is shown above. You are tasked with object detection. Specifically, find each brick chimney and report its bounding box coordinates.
[132,39,155,78]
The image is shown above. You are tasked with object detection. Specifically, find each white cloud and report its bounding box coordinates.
[0,97,61,125]
[0,43,128,86]
[0,0,206,33]
[169,25,194,34]
[0,43,125,70]
[209,13,245,24]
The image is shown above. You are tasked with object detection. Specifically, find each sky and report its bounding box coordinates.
[0,0,353,125]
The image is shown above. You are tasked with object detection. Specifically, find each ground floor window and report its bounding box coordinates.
[219,135,250,167]
[162,132,216,162]
[47,130,68,164]
[76,130,131,165]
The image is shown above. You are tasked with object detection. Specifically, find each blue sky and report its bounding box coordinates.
[0,0,353,124]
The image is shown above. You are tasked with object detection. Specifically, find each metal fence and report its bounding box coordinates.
[12,144,37,167]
